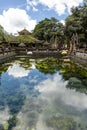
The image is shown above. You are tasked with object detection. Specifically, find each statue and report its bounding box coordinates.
[69,33,78,54]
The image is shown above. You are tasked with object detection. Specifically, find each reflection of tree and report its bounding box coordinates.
[61,62,87,94]
[61,61,87,80]
[8,115,17,130]
[46,116,76,130]
[66,77,87,94]
[36,57,87,94]
[0,124,4,130]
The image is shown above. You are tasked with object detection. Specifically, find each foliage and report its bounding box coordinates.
[80,5,87,44]
[4,33,13,44]
[0,26,37,46]
[10,34,36,44]
[65,3,87,47]
[33,17,64,42]
[0,25,4,42]
[65,8,81,37]
[36,57,60,74]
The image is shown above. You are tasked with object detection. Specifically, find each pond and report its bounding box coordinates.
[0,57,87,130]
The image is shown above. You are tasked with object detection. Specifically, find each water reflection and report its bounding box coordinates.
[36,73,87,111]
[7,63,30,78]
[0,107,10,125]
[14,72,87,130]
[0,57,87,130]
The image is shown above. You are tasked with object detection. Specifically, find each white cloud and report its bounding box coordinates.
[0,8,37,34]
[26,0,83,15]
[26,0,39,11]
[60,20,65,25]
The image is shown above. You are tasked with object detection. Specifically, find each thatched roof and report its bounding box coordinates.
[43,40,50,45]
[18,43,26,47]
[18,29,31,35]
[9,35,36,44]
[8,33,43,45]
[35,39,43,44]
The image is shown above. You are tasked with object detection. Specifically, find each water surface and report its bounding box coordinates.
[0,57,87,130]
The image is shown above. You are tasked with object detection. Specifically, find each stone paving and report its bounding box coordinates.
[76,52,87,60]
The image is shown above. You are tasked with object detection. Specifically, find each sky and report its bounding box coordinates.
[0,0,84,34]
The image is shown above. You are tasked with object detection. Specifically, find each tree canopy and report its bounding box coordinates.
[33,17,64,42]
[0,25,4,43]
[65,2,87,47]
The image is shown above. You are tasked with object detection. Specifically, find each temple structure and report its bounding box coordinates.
[18,28,31,35]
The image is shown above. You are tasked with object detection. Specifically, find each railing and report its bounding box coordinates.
[0,50,16,64]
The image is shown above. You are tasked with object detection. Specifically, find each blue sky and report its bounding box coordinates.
[0,0,84,34]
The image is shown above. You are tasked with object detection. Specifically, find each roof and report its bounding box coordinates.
[18,29,31,35]
[18,42,26,47]
[43,40,50,45]
[35,39,43,44]
[9,35,36,44]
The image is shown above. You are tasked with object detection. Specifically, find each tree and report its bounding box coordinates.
[0,25,12,46]
[84,0,87,6]
[80,5,87,45]
[0,25,4,42]
[33,17,64,42]
[65,4,87,48]
[65,7,82,37]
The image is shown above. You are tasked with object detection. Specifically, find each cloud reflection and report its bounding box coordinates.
[13,72,87,130]
[7,63,30,78]
[0,107,10,125]
[36,73,87,111]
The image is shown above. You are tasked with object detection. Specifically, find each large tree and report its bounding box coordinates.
[33,17,64,42]
[65,2,87,48]
[80,3,87,45]
[65,7,82,37]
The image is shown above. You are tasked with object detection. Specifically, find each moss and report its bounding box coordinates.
[36,57,59,74]
[46,116,77,130]
[4,123,9,130]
